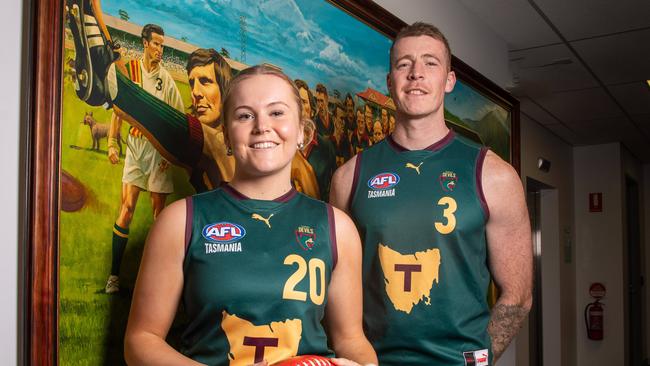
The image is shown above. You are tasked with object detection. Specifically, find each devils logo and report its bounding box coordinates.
[439,171,458,192]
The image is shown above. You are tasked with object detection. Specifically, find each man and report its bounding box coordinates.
[330,22,532,365]
[371,119,385,144]
[330,102,352,166]
[344,93,356,141]
[314,83,334,138]
[182,48,235,192]
[380,107,389,134]
[350,107,371,154]
[364,103,374,138]
[295,79,338,200]
[105,23,184,294]
[295,79,316,119]
[66,0,322,198]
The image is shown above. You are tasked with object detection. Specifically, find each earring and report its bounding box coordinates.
[297,142,305,150]
[227,146,233,156]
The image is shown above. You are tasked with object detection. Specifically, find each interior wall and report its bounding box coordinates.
[574,143,624,366]
[1,0,22,364]
[374,0,512,88]
[519,114,575,366]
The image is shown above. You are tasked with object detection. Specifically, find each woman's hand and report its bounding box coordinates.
[331,358,377,366]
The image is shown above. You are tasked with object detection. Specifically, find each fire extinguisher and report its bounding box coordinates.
[584,299,604,340]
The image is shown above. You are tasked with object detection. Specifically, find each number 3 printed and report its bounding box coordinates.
[435,196,457,234]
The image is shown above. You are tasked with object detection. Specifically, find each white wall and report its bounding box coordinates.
[574,143,624,366]
[0,0,22,365]
[374,0,512,88]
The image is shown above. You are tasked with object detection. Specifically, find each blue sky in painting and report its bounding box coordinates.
[102,0,392,96]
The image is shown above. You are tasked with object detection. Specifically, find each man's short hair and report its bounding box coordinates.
[141,24,164,42]
[389,22,452,71]
[294,79,311,94]
[345,93,354,106]
[334,101,345,114]
[295,79,315,117]
[186,48,233,102]
[295,79,314,100]
[316,83,328,95]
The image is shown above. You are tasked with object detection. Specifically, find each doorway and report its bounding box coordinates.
[625,176,644,366]
[526,178,562,366]
[527,178,543,366]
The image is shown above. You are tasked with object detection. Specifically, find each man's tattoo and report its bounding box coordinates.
[487,303,529,361]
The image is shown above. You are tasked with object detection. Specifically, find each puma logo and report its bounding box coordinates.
[405,162,423,175]
[252,213,274,228]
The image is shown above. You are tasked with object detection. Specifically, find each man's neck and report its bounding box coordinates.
[390,112,449,150]
[320,111,329,125]
[142,56,159,73]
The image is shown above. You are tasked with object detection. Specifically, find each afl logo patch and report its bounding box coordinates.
[368,172,400,190]
[202,222,246,243]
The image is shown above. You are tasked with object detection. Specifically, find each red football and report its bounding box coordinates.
[271,355,333,366]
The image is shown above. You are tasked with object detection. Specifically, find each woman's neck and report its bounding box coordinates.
[228,168,294,200]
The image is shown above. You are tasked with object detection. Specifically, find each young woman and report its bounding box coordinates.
[124,65,377,366]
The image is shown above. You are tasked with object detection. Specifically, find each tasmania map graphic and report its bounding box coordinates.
[378,244,441,314]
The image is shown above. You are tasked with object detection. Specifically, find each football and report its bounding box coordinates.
[270,355,333,366]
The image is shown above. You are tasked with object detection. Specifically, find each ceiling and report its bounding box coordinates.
[458,0,650,161]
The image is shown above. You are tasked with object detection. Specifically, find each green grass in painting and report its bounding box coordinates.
[59,49,194,365]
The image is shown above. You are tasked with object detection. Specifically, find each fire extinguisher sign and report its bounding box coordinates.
[589,282,606,299]
[589,192,603,212]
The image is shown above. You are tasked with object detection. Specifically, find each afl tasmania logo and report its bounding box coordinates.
[202,222,246,243]
[368,172,400,190]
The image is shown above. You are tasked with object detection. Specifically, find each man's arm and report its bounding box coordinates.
[108,112,122,164]
[112,72,203,170]
[329,155,358,212]
[482,150,533,362]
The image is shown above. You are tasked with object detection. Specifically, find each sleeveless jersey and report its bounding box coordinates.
[349,131,492,366]
[181,185,337,365]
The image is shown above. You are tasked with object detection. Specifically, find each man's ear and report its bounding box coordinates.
[444,71,456,93]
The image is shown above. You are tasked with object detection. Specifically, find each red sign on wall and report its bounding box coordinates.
[589,193,603,212]
[589,282,606,299]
